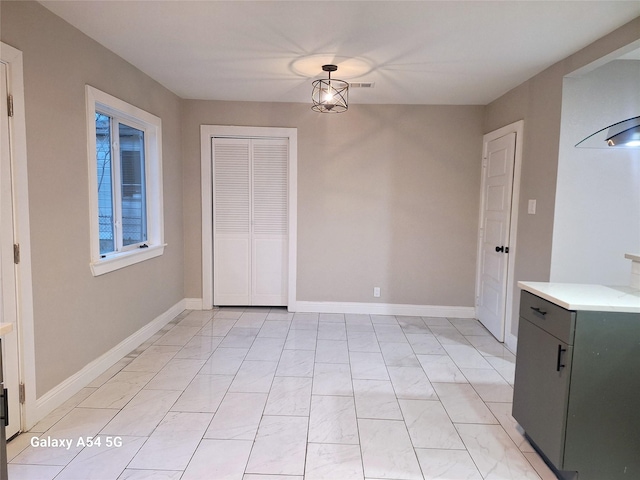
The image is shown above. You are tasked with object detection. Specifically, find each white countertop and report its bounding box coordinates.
[518,282,640,313]
[0,323,13,336]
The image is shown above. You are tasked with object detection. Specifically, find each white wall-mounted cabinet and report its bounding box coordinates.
[213,137,289,306]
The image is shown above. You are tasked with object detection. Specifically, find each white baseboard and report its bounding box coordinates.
[184,298,204,310]
[184,297,472,318]
[505,331,518,354]
[33,299,187,426]
[293,301,475,318]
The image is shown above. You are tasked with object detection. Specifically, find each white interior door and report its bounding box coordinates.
[1,61,21,438]
[213,137,288,306]
[476,132,516,341]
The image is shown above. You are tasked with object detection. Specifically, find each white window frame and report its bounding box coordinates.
[86,85,164,276]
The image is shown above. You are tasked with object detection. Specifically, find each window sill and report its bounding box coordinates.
[90,244,166,277]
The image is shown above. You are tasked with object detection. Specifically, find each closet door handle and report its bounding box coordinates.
[556,345,567,372]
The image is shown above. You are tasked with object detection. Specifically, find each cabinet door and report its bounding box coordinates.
[512,318,573,468]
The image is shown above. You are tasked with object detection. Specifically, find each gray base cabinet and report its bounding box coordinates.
[513,290,640,480]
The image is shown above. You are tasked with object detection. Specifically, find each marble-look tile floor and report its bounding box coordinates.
[7,308,558,480]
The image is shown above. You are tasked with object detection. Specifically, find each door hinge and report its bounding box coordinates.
[7,94,13,117]
[19,383,26,404]
[13,244,20,264]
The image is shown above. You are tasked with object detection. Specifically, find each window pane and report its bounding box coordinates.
[119,123,147,246]
[95,113,115,255]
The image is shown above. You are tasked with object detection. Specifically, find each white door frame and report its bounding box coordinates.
[475,120,523,353]
[201,125,298,310]
[1,42,36,431]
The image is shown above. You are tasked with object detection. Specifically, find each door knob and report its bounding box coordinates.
[495,246,504,252]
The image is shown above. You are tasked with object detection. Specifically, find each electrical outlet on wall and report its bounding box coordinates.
[528,199,537,214]
[373,287,381,298]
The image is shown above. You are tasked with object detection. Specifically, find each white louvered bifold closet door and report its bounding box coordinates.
[213,138,251,305]
[213,137,288,306]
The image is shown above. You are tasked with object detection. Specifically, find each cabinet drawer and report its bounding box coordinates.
[520,291,576,345]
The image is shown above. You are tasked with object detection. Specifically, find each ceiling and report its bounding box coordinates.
[40,1,640,106]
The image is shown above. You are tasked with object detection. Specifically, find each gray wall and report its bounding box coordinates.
[182,101,484,306]
[0,1,185,396]
[552,59,640,285]
[484,17,640,338]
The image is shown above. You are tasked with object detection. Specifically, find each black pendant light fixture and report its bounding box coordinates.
[312,64,349,113]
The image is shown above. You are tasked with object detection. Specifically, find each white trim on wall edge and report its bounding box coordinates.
[33,299,187,427]
[505,332,518,355]
[1,41,38,434]
[475,120,524,346]
[294,301,475,318]
[180,297,473,318]
[184,298,205,310]
[200,125,298,310]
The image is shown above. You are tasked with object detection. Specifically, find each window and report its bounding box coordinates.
[86,86,164,276]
